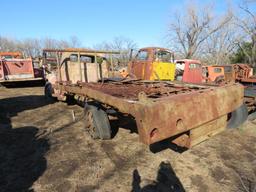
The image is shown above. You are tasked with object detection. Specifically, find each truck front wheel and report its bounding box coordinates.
[84,105,112,140]
[227,103,248,129]
[44,82,54,100]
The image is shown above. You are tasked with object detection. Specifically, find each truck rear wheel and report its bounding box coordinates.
[84,105,112,140]
[227,103,248,129]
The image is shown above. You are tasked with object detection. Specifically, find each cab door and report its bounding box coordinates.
[208,67,224,82]
[152,49,175,80]
[184,63,203,83]
[129,50,149,79]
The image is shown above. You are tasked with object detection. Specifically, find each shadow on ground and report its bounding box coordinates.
[109,115,138,138]
[132,161,185,192]
[110,115,188,154]
[0,126,49,192]
[0,95,51,192]
[0,95,54,126]
[149,137,188,154]
[1,80,45,88]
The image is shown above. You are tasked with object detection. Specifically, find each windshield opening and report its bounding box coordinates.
[155,50,174,63]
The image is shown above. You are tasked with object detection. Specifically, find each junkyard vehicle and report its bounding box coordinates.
[43,48,247,149]
[128,47,176,81]
[204,66,225,83]
[175,61,255,113]
[219,64,256,112]
[43,48,116,87]
[220,64,256,84]
[175,59,203,83]
[128,48,255,113]
[175,59,224,84]
[0,52,44,85]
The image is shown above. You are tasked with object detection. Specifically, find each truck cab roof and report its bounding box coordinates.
[139,47,173,52]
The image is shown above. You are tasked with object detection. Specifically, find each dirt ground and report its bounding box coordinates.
[0,86,255,192]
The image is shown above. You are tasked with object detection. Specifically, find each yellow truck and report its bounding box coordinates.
[128,47,176,80]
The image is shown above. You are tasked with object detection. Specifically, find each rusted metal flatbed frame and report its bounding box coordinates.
[53,80,244,147]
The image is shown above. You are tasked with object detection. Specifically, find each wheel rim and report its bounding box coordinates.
[85,111,97,138]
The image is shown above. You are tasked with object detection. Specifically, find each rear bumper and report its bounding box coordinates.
[134,83,244,145]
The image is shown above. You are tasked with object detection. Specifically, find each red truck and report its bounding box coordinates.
[0,52,44,85]
[175,59,225,84]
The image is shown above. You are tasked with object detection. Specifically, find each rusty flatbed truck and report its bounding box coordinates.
[43,48,247,149]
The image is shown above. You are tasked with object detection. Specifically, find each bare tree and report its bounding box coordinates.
[168,2,233,59]
[0,36,17,52]
[68,36,81,48]
[0,36,83,58]
[202,21,238,65]
[94,36,138,67]
[41,37,62,50]
[17,38,41,57]
[43,36,82,48]
[234,1,256,67]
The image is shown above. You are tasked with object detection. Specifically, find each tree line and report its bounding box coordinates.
[0,36,81,58]
[0,35,137,69]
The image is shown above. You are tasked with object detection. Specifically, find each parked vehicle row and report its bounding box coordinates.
[127,47,256,113]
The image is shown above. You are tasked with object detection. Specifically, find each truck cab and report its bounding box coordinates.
[175,59,203,83]
[175,59,225,84]
[43,49,111,85]
[128,47,175,80]
[216,64,256,84]
[203,66,225,83]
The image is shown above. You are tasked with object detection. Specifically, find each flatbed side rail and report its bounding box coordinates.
[54,84,137,114]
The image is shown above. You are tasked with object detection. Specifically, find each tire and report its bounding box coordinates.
[44,82,53,99]
[44,82,56,103]
[84,105,112,140]
[227,103,248,129]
